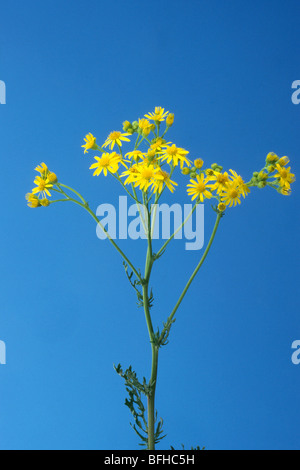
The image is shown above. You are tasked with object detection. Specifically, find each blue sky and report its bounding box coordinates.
[0,0,299,450]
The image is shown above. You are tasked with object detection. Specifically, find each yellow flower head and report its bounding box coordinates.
[120,165,140,185]
[207,170,230,194]
[32,176,53,198]
[82,133,97,154]
[151,170,178,194]
[228,170,250,198]
[273,164,295,189]
[150,138,165,152]
[144,107,169,122]
[131,162,164,192]
[26,193,41,208]
[89,152,125,176]
[187,173,213,202]
[220,182,242,207]
[125,150,145,162]
[138,118,152,136]
[35,162,49,176]
[159,143,191,169]
[103,131,131,150]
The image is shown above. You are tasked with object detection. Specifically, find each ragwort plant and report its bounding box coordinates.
[26,106,295,449]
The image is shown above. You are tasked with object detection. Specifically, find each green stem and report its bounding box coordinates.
[141,194,158,450]
[159,212,222,343]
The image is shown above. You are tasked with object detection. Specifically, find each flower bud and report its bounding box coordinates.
[278,156,290,166]
[266,152,278,163]
[267,165,275,173]
[218,203,226,212]
[258,171,268,181]
[211,163,218,170]
[40,198,50,207]
[166,113,174,126]
[280,187,291,196]
[190,171,197,178]
[257,181,267,188]
[182,168,190,175]
[132,121,139,131]
[194,159,204,169]
[48,172,58,184]
[122,120,132,132]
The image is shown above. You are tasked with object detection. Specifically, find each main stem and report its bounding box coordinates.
[142,193,157,450]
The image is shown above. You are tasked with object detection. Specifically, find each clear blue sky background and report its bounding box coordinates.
[0,0,299,450]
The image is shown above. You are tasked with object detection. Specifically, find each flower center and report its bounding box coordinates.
[141,168,154,180]
[109,131,121,141]
[196,182,206,193]
[167,145,178,156]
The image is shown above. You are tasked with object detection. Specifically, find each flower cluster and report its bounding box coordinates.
[26,107,295,210]
[26,163,58,208]
[80,107,295,213]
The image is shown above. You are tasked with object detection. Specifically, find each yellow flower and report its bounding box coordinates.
[35,162,49,176]
[138,118,152,136]
[151,170,178,194]
[26,193,40,208]
[144,107,169,122]
[159,143,191,169]
[32,176,53,198]
[89,152,124,176]
[132,163,164,192]
[207,170,230,194]
[150,138,165,152]
[103,131,130,150]
[125,150,145,162]
[187,174,213,202]
[273,164,295,189]
[220,182,242,207]
[82,133,97,154]
[228,170,250,198]
[121,165,140,185]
